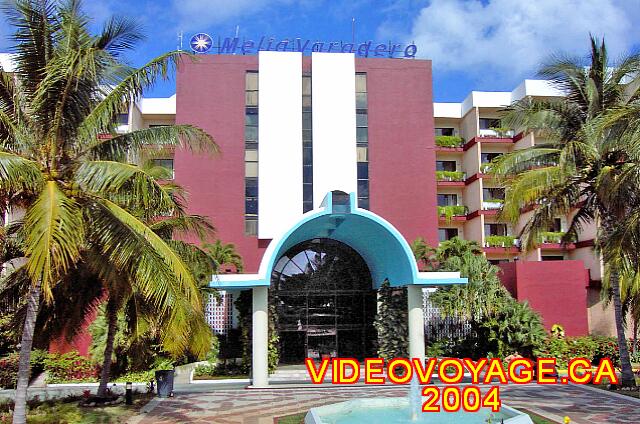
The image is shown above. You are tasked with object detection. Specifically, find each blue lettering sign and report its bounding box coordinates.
[190,34,418,58]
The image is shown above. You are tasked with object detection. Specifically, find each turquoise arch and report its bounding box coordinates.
[210,192,466,289]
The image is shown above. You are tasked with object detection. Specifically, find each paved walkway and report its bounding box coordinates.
[127,383,640,424]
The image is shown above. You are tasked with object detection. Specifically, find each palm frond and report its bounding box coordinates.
[23,181,84,301]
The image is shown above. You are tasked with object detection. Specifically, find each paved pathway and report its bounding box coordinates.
[128,383,640,424]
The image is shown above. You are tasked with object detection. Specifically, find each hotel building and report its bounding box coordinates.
[120,51,615,386]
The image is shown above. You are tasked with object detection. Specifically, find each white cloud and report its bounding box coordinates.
[403,0,640,84]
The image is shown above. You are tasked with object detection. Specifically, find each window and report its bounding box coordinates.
[437,194,458,207]
[438,228,459,242]
[356,73,369,210]
[116,113,129,125]
[483,188,505,201]
[484,223,507,236]
[151,159,174,179]
[436,161,457,172]
[302,74,313,213]
[549,218,562,232]
[479,118,500,130]
[435,128,454,136]
[481,152,502,163]
[245,71,259,235]
[542,255,564,261]
[489,259,509,265]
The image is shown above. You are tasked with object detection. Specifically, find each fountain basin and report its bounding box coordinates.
[305,398,534,424]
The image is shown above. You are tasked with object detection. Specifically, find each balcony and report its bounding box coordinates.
[482,199,503,210]
[435,135,464,148]
[484,235,517,248]
[437,205,468,221]
[436,170,466,181]
[479,127,515,138]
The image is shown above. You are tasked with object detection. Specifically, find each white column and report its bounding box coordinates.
[311,52,357,207]
[252,286,269,387]
[407,285,425,362]
[258,51,303,239]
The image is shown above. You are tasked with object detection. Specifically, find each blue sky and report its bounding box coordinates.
[2,0,639,102]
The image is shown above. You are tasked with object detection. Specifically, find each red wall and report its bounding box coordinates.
[175,55,438,272]
[357,58,438,246]
[175,55,266,272]
[498,261,590,336]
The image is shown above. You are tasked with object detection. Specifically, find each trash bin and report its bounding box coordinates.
[155,370,175,398]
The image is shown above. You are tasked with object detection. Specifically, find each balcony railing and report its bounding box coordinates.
[479,127,515,138]
[482,199,503,210]
[437,205,468,220]
[480,163,492,173]
[435,135,464,148]
[539,231,577,244]
[436,170,466,181]
[484,235,517,248]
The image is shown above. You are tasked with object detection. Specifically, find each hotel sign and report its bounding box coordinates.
[190,33,417,58]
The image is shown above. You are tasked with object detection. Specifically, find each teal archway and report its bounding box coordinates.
[212,191,466,290]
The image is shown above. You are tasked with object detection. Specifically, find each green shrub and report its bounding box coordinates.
[435,170,465,181]
[435,135,464,147]
[44,352,98,384]
[591,335,619,367]
[113,370,155,383]
[485,235,515,247]
[0,354,18,389]
[437,205,467,220]
[206,335,220,364]
[193,363,217,378]
[374,280,408,360]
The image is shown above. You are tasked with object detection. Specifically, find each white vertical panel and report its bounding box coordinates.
[258,51,303,239]
[311,53,357,207]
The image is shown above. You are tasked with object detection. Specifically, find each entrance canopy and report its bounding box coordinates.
[211,192,466,289]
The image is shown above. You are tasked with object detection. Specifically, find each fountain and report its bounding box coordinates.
[304,375,534,424]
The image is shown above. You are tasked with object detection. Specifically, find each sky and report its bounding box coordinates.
[1,0,639,102]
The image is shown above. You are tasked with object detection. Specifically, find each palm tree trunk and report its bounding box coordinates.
[97,299,118,397]
[610,270,636,387]
[12,281,41,424]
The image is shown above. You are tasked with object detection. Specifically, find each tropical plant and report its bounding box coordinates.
[491,36,640,386]
[410,237,437,271]
[484,235,516,248]
[436,205,467,221]
[435,170,465,181]
[373,280,408,360]
[204,239,244,273]
[0,1,218,419]
[437,237,482,262]
[435,135,464,147]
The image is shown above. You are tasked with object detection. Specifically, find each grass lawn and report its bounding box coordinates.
[276,410,559,424]
[0,393,153,424]
[275,413,305,424]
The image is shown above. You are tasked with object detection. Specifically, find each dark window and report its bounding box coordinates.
[484,223,507,236]
[489,259,509,265]
[483,188,505,201]
[542,256,564,261]
[438,228,459,242]
[436,161,457,172]
[549,218,562,232]
[435,128,454,136]
[302,75,313,213]
[245,71,259,235]
[151,159,174,179]
[479,118,500,130]
[481,152,502,163]
[437,194,458,206]
[116,113,129,125]
[356,73,369,210]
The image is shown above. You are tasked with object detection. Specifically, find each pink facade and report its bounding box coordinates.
[498,261,590,336]
[175,55,439,271]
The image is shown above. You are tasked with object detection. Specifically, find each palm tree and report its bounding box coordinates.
[0,1,218,421]
[204,239,244,273]
[492,36,640,386]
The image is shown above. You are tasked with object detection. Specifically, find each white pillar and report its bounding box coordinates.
[407,285,425,362]
[252,286,269,387]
